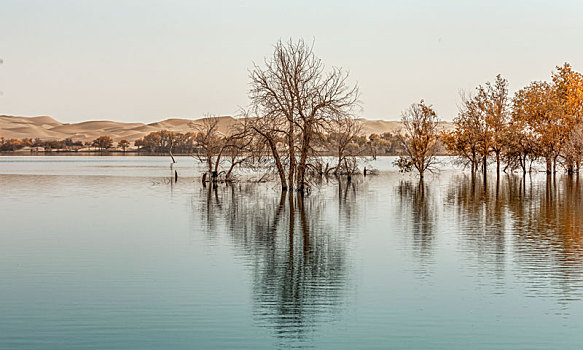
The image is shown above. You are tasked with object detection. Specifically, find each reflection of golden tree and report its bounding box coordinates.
[446,173,583,299]
[510,176,583,297]
[396,179,436,258]
[194,185,349,345]
[446,174,509,281]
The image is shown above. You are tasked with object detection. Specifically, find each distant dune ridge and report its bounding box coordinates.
[0,115,453,142]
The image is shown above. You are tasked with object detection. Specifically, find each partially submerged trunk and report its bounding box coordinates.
[546,156,552,174]
[269,139,287,191]
[296,126,312,193]
[287,121,296,190]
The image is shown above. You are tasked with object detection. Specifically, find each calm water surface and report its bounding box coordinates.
[1,156,582,349]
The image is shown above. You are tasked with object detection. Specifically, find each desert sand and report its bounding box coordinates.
[0,115,453,142]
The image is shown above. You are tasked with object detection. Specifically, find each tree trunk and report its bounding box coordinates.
[287,121,295,190]
[267,138,287,191]
[213,148,225,180]
[207,153,213,175]
[226,162,236,181]
[567,160,574,175]
[296,125,312,193]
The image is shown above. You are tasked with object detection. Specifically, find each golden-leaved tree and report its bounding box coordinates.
[444,75,510,176]
[394,100,441,179]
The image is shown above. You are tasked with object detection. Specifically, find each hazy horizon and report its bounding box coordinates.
[1,0,583,123]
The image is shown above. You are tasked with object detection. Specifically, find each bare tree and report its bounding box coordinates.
[191,115,253,182]
[326,116,363,176]
[191,115,225,181]
[394,100,440,179]
[246,113,289,189]
[248,39,360,192]
[223,120,257,181]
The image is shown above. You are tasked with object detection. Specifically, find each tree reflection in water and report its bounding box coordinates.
[445,174,508,285]
[195,182,350,346]
[511,175,583,302]
[191,172,583,343]
[447,174,583,301]
[396,179,436,261]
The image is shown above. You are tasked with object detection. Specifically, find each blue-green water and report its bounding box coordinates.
[1,156,582,349]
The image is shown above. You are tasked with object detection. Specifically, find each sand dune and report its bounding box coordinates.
[0,115,61,130]
[0,115,452,142]
[0,115,246,141]
[358,119,403,135]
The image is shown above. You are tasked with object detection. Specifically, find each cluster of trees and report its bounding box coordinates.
[442,65,583,176]
[133,126,400,158]
[0,136,132,152]
[129,39,379,192]
[134,130,197,153]
[88,136,130,152]
[395,64,583,179]
[90,136,114,151]
[0,137,33,151]
[0,137,84,151]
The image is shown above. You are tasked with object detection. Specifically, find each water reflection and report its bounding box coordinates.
[335,177,365,234]
[4,159,583,349]
[396,179,436,260]
[195,183,350,347]
[511,175,583,302]
[446,174,508,284]
[447,174,583,301]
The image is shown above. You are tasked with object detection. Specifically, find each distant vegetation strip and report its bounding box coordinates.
[0,129,405,156]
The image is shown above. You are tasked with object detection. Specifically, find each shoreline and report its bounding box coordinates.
[0,151,452,157]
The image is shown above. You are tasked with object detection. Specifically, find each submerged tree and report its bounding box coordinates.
[248,39,360,192]
[501,118,537,174]
[512,81,561,174]
[479,74,511,173]
[191,115,227,180]
[443,92,483,174]
[326,116,363,176]
[394,100,440,179]
[552,63,583,173]
[444,75,510,177]
[191,115,252,182]
[442,64,583,175]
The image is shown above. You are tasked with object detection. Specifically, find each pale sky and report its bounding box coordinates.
[1,0,583,123]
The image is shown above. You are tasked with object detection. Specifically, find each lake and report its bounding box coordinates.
[1,156,582,349]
